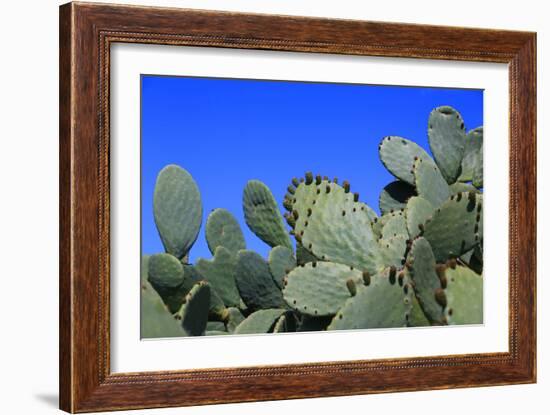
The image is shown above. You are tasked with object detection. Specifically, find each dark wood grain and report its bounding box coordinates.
[59,2,536,412]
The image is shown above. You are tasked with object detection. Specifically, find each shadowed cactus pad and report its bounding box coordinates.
[235,250,286,311]
[195,246,241,307]
[181,282,211,336]
[153,165,202,259]
[379,180,416,215]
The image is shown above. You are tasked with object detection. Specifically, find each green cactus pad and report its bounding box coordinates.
[379,180,416,215]
[233,309,287,334]
[235,250,286,311]
[243,180,292,249]
[428,106,467,183]
[178,264,224,321]
[408,290,431,327]
[459,126,483,183]
[423,192,483,262]
[224,307,245,333]
[380,213,408,240]
[148,253,185,289]
[153,165,202,259]
[141,255,150,284]
[181,282,211,336]
[444,266,483,325]
[206,321,226,331]
[407,237,445,324]
[371,212,394,239]
[268,246,297,289]
[140,280,184,338]
[378,136,433,185]
[449,182,480,195]
[473,143,483,188]
[283,262,363,317]
[413,158,450,207]
[292,180,381,273]
[195,246,241,307]
[405,196,434,239]
[296,243,318,266]
[205,330,230,336]
[205,208,245,255]
[328,268,413,330]
[378,235,408,269]
[148,253,194,313]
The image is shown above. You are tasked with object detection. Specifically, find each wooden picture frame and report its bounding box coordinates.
[59,2,536,412]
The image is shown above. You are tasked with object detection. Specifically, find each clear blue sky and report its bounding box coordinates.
[141,75,483,262]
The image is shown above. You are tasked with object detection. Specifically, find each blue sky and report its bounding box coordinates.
[141,75,483,262]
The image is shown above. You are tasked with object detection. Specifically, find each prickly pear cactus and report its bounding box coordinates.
[205,208,246,255]
[243,180,292,249]
[141,104,483,337]
[153,165,202,260]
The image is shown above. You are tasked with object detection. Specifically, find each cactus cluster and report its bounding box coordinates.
[141,105,483,337]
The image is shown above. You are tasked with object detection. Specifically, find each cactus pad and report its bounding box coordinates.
[413,158,450,207]
[444,266,483,325]
[243,180,292,249]
[408,289,431,327]
[378,235,408,269]
[459,126,483,183]
[195,246,241,307]
[380,213,408,240]
[428,106,467,183]
[148,253,185,289]
[449,182,479,195]
[140,280,184,338]
[296,242,318,266]
[423,192,483,262]
[153,165,202,259]
[405,196,434,238]
[283,261,363,316]
[379,180,416,215]
[292,179,381,273]
[181,282,211,336]
[407,237,445,324]
[234,309,287,334]
[328,268,413,330]
[205,208,245,255]
[224,307,245,333]
[378,136,433,185]
[148,253,192,313]
[268,246,297,289]
[235,250,286,311]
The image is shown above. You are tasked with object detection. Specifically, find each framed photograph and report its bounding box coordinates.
[59,2,536,412]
